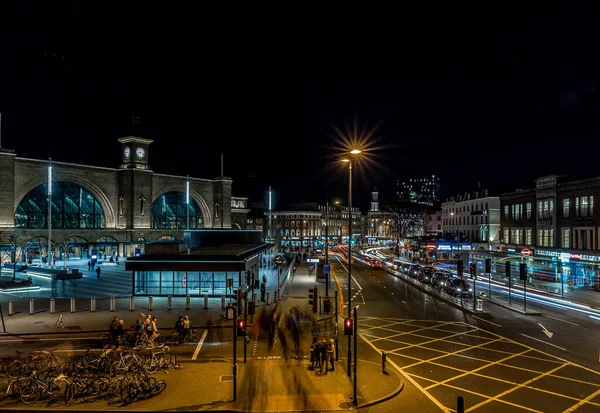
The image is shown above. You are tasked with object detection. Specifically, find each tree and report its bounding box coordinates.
[57,238,75,270]
[0,230,30,281]
[390,213,423,256]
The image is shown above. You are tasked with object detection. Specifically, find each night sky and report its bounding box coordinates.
[1,5,599,211]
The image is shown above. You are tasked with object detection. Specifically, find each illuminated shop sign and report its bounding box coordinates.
[437,243,452,251]
[460,243,473,251]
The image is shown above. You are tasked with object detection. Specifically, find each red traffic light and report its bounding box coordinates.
[237,319,246,329]
[236,318,247,336]
[344,317,353,335]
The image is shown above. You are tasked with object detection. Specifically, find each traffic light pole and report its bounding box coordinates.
[244,293,248,363]
[472,268,477,311]
[335,290,339,361]
[233,306,237,402]
[353,306,358,407]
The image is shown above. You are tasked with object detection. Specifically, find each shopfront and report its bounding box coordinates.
[125,243,270,297]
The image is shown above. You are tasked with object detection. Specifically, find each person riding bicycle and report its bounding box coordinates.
[147,316,158,346]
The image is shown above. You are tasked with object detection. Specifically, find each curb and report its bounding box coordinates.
[385,269,487,315]
[483,297,542,315]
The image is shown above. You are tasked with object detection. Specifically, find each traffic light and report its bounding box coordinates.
[344,317,353,336]
[519,263,527,281]
[505,260,511,277]
[309,285,318,313]
[485,258,492,274]
[457,260,464,277]
[236,318,246,337]
[469,262,476,279]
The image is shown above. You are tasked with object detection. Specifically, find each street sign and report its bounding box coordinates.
[324,264,330,274]
[307,258,320,263]
[273,255,285,266]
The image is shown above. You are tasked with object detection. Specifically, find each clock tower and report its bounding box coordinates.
[118,136,153,170]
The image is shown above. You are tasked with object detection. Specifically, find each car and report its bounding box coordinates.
[431,272,452,290]
[419,267,435,284]
[445,278,473,297]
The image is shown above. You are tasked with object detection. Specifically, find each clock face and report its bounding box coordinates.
[136,147,145,159]
[123,147,131,159]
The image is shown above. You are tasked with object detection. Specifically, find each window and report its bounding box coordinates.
[526,202,532,219]
[539,229,554,247]
[563,198,570,218]
[591,196,595,216]
[575,197,580,217]
[525,228,532,245]
[581,196,589,217]
[537,199,554,219]
[562,228,570,248]
[504,228,509,243]
[511,228,523,244]
[504,205,509,220]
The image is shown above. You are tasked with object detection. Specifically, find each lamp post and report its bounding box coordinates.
[48,158,53,267]
[324,199,340,298]
[342,148,361,377]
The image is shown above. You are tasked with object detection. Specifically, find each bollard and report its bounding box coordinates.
[266,292,270,305]
[8,300,13,316]
[90,297,96,312]
[29,299,34,315]
[457,396,465,413]
[221,295,226,309]
[110,297,115,312]
[129,296,135,311]
[148,296,153,311]
[167,295,172,310]
[382,351,387,374]
[70,298,76,313]
[204,294,208,310]
[186,294,191,310]
[49,298,55,314]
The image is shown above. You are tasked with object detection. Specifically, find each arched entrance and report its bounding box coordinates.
[60,236,89,260]
[94,236,120,261]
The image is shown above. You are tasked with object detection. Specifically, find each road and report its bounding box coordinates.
[331,255,600,412]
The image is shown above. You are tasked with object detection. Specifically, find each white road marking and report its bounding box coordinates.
[521,334,566,351]
[192,329,208,360]
[472,315,502,328]
[545,315,580,327]
[537,323,554,339]
[0,337,105,343]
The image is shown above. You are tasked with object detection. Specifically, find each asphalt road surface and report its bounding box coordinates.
[331,256,600,412]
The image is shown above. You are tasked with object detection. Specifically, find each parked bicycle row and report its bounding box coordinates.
[0,347,180,405]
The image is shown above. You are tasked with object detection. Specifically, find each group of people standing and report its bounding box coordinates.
[310,336,335,374]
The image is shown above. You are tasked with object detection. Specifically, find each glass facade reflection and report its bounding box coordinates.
[15,182,104,229]
[134,270,241,296]
[152,192,204,229]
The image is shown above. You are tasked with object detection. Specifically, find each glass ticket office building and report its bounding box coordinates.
[125,230,272,297]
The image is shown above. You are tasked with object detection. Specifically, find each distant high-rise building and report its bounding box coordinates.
[397,174,440,206]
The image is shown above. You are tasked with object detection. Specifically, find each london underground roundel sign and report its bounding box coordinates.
[273,255,286,265]
[521,248,531,257]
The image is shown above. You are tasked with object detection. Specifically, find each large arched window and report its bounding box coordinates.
[152,192,204,229]
[15,182,104,229]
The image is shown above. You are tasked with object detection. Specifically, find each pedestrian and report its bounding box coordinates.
[175,316,184,344]
[87,260,91,271]
[318,337,327,374]
[116,319,125,349]
[109,316,120,346]
[327,339,335,372]
[115,255,119,265]
[96,266,101,279]
[182,315,191,342]
[309,336,318,370]
[262,274,267,284]
[52,257,56,267]
[260,282,266,302]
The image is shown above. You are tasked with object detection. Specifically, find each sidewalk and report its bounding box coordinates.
[0,260,404,412]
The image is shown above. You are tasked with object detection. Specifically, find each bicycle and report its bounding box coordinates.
[19,370,69,404]
[169,328,199,344]
[135,330,165,350]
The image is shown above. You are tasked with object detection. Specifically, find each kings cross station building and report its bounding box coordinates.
[0,136,252,262]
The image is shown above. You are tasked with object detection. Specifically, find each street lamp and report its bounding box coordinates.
[341,148,361,376]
